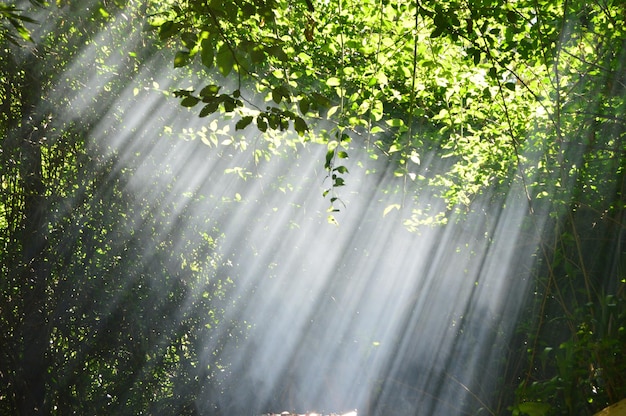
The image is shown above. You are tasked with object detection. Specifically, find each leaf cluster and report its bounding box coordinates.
[0,1,42,44]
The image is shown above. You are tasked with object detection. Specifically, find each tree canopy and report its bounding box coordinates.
[1,0,625,414]
[154,0,626,221]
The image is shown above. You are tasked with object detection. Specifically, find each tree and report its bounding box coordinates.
[155,0,626,413]
[1,0,625,414]
[1,2,244,414]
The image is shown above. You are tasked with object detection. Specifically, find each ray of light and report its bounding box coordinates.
[37,4,578,416]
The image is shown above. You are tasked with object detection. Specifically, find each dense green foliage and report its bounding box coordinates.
[1,2,243,414]
[1,0,625,414]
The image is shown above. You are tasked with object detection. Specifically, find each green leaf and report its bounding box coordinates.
[326,77,341,87]
[256,117,268,132]
[277,85,290,103]
[223,97,237,112]
[181,32,197,49]
[506,10,519,24]
[294,116,307,136]
[468,47,481,65]
[430,26,445,38]
[375,71,388,85]
[159,21,181,40]
[201,38,215,68]
[173,89,192,98]
[370,100,383,121]
[272,87,283,104]
[199,84,220,98]
[386,118,405,127]
[272,85,289,104]
[383,204,401,217]
[235,116,254,130]
[180,96,200,107]
[299,97,310,114]
[311,92,331,108]
[199,101,219,117]
[433,12,448,30]
[174,50,191,68]
[325,149,335,169]
[337,151,348,159]
[216,44,234,76]
[268,113,279,129]
[327,105,340,118]
[333,165,349,174]
[18,29,33,42]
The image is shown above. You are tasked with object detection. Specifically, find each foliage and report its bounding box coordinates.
[1,0,625,414]
[155,0,626,413]
[0,0,44,44]
[0,1,244,414]
[512,211,626,415]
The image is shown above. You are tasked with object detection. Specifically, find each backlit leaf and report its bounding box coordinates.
[327,105,340,118]
[299,97,310,114]
[383,204,401,217]
[386,118,404,127]
[200,84,220,98]
[294,116,307,135]
[325,149,335,169]
[216,44,234,76]
[201,38,215,68]
[181,32,197,49]
[326,77,341,87]
[174,50,190,68]
[159,21,181,40]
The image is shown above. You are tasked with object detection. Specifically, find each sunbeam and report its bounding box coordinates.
[52,16,551,413]
[5,1,625,415]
